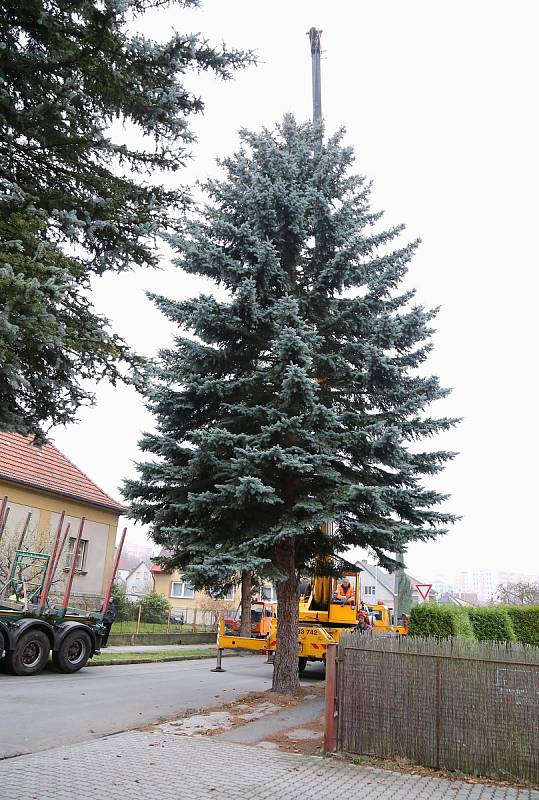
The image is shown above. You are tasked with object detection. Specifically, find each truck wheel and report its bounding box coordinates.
[298,657,308,673]
[5,630,50,676]
[53,630,92,673]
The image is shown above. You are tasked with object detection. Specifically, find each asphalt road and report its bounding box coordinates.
[0,655,275,759]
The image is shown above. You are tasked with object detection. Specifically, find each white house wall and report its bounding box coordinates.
[125,565,153,600]
[360,582,395,608]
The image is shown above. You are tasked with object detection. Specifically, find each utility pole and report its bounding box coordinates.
[308,27,323,123]
[394,551,402,623]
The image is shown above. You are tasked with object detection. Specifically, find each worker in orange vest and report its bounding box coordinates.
[334,578,355,607]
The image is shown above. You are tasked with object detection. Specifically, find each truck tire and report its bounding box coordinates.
[5,629,50,676]
[298,657,308,673]
[52,630,92,673]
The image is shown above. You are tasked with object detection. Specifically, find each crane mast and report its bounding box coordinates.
[308,27,323,123]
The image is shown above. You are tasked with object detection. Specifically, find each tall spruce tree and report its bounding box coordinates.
[0,0,252,439]
[124,117,457,693]
[0,212,140,440]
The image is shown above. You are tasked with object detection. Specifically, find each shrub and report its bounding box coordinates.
[409,604,475,640]
[504,605,539,646]
[140,590,170,624]
[468,606,516,642]
[112,584,135,622]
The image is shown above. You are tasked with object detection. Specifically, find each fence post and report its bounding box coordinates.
[192,608,197,632]
[325,642,338,753]
[136,603,142,634]
[435,656,442,769]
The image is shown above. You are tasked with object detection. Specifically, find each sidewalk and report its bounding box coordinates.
[215,695,324,744]
[2,715,537,800]
[104,643,215,653]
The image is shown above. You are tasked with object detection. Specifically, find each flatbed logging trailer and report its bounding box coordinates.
[215,569,407,673]
[0,498,126,676]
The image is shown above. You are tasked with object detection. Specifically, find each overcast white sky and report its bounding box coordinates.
[51,0,538,582]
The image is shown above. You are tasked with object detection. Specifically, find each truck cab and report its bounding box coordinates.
[299,571,360,626]
[224,600,276,638]
[365,601,408,635]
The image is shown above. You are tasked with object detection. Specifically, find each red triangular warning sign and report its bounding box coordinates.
[416,583,432,601]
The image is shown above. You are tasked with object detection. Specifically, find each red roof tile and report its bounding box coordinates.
[0,432,127,514]
[150,547,170,572]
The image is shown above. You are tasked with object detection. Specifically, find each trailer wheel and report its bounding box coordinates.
[53,630,92,673]
[298,657,308,673]
[5,630,50,676]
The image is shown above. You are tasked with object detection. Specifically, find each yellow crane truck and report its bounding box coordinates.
[365,600,409,634]
[215,570,407,673]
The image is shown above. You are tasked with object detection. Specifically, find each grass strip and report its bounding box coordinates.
[89,648,217,666]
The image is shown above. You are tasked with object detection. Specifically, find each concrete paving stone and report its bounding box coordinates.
[1,731,537,800]
[285,726,321,740]
[257,740,280,750]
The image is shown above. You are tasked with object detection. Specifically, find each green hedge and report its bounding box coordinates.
[409,604,476,640]
[468,607,516,643]
[409,603,539,645]
[504,605,539,646]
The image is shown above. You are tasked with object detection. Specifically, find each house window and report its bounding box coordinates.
[363,585,376,596]
[170,580,195,599]
[65,538,88,571]
[210,587,235,601]
[261,585,277,602]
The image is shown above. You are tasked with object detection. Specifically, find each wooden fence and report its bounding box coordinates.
[330,633,539,784]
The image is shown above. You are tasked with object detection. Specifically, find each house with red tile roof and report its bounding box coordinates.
[0,432,126,607]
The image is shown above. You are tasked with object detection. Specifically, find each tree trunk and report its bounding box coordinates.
[239,570,252,637]
[272,537,300,694]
